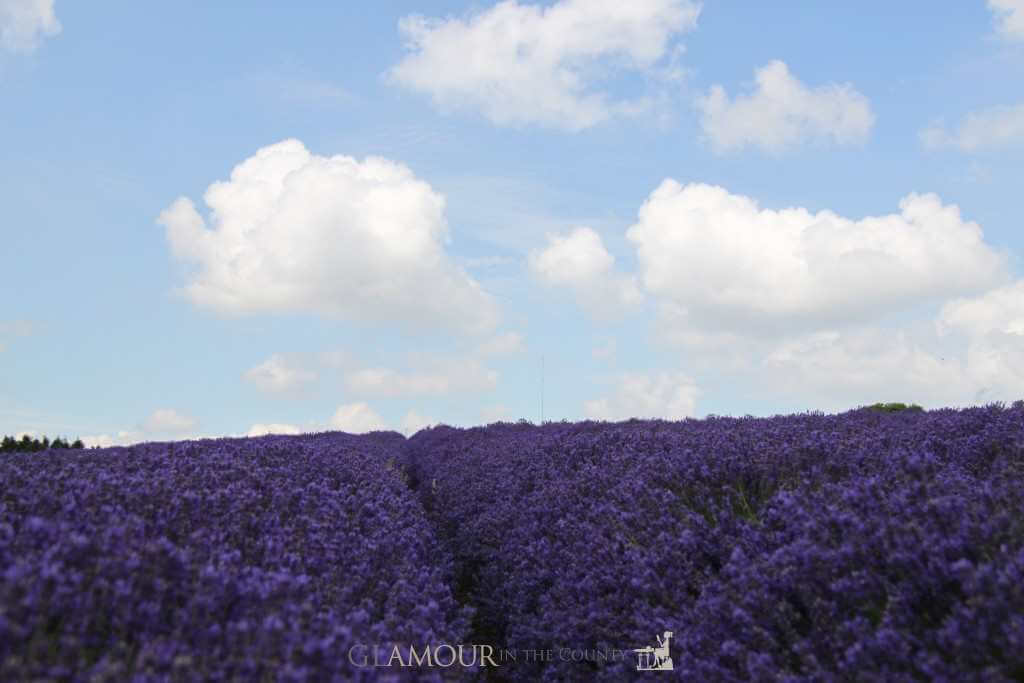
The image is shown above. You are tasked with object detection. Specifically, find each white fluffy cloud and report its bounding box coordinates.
[79,408,198,447]
[760,319,1024,409]
[0,0,60,53]
[648,280,1024,412]
[387,0,700,130]
[83,412,194,447]
[529,226,642,320]
[584,371,699,421]
[762,329,966,405]
[141,409,197,434]
[246,423,302,437]
[989,0,1024,39]
[626,181,1007,336]
[920,103,1024,152]
[80,404,439,446]
[243,354,318,394]
[327,402,391,434]
[696,60,874,154]
[531,226,613,282]
[936,283,1024,401]
[251,406,434,438]
[81,431,142,448]
[939,280,1024,337]
[160,139,498,335]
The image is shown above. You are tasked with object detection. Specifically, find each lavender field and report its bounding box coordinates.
[2,404,1024,681]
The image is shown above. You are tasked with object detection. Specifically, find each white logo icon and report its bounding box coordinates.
[633,631,673,671]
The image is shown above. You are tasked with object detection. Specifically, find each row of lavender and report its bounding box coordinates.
[403,405,1024,681]
[0,431,470,681]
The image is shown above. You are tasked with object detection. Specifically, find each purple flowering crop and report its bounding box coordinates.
[0,431,470,681]
[3,405,1023,681]
[404,405,1024,681]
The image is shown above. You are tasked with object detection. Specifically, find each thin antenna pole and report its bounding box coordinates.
[541,354,544,425]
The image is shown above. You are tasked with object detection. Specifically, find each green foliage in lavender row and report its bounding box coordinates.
[403,404,1024,681]
[0,431,470,682]
[866,402,925,413]
[2,434,85,452]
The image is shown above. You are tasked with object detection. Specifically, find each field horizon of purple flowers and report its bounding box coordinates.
[2,403,1023,681]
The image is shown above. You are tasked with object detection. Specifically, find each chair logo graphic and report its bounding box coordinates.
[632,631,673,671]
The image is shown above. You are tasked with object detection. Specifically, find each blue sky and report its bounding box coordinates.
[2,0,1023,445]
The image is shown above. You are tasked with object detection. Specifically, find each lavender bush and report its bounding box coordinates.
[3,405,1023,681]
[0,431,470,681]
[405,404,1024,681]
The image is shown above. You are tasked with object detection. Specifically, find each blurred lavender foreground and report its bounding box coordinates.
[1,405,1023,681]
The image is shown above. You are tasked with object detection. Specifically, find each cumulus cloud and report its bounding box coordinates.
[696,60,874,154]
[920,103,1024,152]
[760,321,1024,409]
[937,280,1024,339]
[246,423,302,437]
[81,431,143,449]
[77,408,199,448]
[141,409,197,434]
[0,0,60,53]
[387,0,700,130]
[663,279,1024,411]
[626,181,1007,336]
[327,402,391,434]
[584,371,699,421]
[250,406,434,437]
[529,226,642,320]
[939,280,1024,337]
[159,139,498,335]
[763,329,964,404]
[81,403,440,445]
[988,0,1024,39]
[243,354,318,394]
[937,283,1024,401]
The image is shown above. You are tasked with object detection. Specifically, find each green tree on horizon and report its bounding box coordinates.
[1,434,85,453]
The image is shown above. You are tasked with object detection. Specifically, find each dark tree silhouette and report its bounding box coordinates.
[1,434,86,453]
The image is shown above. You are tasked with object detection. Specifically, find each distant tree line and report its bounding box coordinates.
[1,434,85,452]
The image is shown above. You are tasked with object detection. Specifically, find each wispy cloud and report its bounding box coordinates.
[0,0,60,54]
[988,0,1024,40]
[920,103,1024,152]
